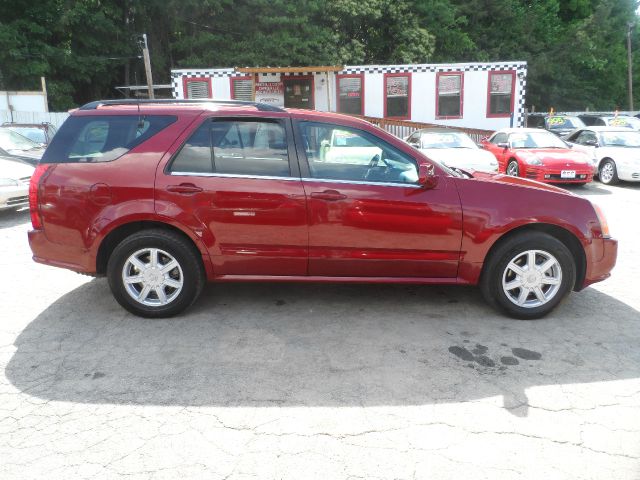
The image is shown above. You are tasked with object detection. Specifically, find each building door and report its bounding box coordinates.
[284,77,314,109]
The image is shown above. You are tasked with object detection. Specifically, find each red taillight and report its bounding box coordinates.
[29,164,51,230]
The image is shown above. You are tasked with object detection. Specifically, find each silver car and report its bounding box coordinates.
[0,156,34,210]
[565,127,640,185]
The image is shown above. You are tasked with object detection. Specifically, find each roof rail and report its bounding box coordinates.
[79,99,286,112]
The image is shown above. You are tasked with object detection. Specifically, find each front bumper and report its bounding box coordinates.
[616,163,640,182]
[524,166,593,183]
[581,237,618,289]
[0,185,29,210]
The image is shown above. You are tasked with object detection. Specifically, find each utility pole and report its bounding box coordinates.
[627,22,634,111]
[141,34,154,99]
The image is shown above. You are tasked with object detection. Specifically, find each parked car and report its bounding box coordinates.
[0,129,45,166]
[1,122,58,146]
[322,128,382,164]
[578,114,640,130]
[29,99,616,320]
[565,127,640,185]
[527,114,585,137]
[0,155,34,211]
[480,128,593,185]
[405,128,498,173]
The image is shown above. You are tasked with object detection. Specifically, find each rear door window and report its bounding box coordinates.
[170,119,291,177]
[41,115,176,163]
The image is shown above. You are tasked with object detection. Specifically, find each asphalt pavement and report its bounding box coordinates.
[1,181,639,479]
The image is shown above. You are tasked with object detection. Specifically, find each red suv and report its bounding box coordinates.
[29,100,617,319]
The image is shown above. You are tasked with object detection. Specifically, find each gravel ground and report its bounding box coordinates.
[0,181,639,480]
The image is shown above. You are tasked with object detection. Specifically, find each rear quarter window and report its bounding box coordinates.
[41,115,176,163]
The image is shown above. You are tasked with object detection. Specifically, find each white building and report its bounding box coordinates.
[171,61,527,130]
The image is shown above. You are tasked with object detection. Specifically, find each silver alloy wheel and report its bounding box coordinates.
[600,161,615,183]
[122,248,184,307]
[501,249,562,308]
[507,161,519,176]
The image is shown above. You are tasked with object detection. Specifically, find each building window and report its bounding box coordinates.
[384,73,411,119]
[436,72,463,119]
[336,74,364,115]
[183,77,212,99]
[487,71,515,117]
[230,76,253,101]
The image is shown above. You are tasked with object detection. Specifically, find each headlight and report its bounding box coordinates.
[593,203,611,238]
[524,155,543,166]
[0,178,19,187]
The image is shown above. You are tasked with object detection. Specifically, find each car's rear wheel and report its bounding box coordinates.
[598,159,619,185]
[107,229,205,318]
[506,160,519,177]
[480,232,575,319]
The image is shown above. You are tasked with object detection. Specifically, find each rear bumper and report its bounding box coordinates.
[28,229,95,274]
[581,237,618,289]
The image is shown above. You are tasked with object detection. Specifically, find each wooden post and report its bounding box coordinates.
[40,76,49,112]
[142,34,154,99]
[252,73,257,101]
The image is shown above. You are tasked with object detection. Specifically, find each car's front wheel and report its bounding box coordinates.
[506,160,519,177]
[480,232,575,319]
[598,159,619,185]
[107,229,205,318]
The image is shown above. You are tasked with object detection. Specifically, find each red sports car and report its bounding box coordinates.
[481,128,593,185]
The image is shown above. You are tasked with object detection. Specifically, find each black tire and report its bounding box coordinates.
[598,159,619,185]
[480,232,576,320]
[107,229,206,318]
[506,159,519,177]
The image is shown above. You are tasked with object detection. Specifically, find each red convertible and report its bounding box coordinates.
[481,128,593,185]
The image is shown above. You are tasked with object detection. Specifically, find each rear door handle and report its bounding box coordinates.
[310,190,347,201]
[166,183,203,194]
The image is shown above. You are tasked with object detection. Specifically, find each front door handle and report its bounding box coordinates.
[166,183,203,194]
[310,190,347,201]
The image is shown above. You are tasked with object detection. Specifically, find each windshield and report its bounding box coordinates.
[0,129,42,151]
[605,117,637,129]
[600,131,640,147]
[509,131,568,149]
[546,116,584,130]
[6,127,46,144]
[420,132,477,149]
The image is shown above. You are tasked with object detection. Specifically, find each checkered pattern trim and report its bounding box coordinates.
[340,62,526,75]
[171,69,244,98]
[516,69,527,127]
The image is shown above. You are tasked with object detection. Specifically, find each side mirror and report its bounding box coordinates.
[584,139,598,147]
[497,142,509,149]
[418,162,439,189]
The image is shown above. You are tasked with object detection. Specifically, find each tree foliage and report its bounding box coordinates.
[0,0,638,112]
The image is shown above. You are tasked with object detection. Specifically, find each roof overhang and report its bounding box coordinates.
[235,66,344,74]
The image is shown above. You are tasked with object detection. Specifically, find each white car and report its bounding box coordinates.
[406,128,498,173]
[0,156,34,210]
[565,127,640,184]
[322,129,382,164]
